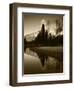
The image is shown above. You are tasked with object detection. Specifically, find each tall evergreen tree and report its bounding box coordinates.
[41,24,45,40]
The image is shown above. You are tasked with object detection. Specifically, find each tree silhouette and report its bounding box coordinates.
[24,37,27,51]
[56,19,63,34]
[24,20,63,48]
[35,24,46,42]
[45,30,48,40]
[41,24,45,40]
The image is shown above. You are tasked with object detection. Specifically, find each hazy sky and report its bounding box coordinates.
[23,13,63,36]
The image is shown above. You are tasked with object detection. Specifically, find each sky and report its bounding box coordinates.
[23,13,63,36]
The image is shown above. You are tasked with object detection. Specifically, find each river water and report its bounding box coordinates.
[24,47,63,74]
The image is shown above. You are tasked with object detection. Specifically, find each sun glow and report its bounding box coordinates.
[41,19,56,35]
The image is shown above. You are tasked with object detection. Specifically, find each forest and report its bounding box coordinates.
[24,23,63,50]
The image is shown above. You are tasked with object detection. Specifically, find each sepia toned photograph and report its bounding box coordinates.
[10,3,72,86]
[24,14,63,74]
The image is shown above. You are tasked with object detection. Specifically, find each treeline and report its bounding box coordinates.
[24,24,63,48]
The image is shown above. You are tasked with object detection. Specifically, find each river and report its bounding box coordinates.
[24,47,63,74]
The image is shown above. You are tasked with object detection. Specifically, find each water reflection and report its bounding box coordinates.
[24,47,63,74]
[30,48,48,68]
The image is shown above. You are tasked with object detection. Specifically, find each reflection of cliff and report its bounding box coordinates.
[29,47,63,72]
[30,47,63,61]
[30,47,48,67]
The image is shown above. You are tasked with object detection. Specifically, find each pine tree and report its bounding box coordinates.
[41,24,45,40]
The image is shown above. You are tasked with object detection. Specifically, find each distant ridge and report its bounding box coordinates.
[25,30,63,42]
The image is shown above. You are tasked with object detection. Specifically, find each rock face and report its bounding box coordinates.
[25,28,63,42]
[25,31,39,42]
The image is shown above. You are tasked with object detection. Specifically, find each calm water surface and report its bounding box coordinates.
[24,47,63,74]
